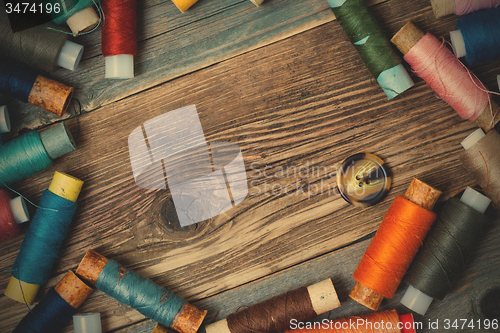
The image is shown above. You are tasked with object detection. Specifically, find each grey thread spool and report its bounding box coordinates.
[0,11,83,72]
[401,188,491,315]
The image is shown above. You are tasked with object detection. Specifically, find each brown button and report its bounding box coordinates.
[336,153,391,207]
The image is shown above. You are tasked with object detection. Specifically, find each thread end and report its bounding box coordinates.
[55,271,94,309]
[4,276,39,305]
[75,249,110,287]
[171,302,207,333]
[48,171,83,202]
[400,285,433,316]
[349,281,383,311]
[404,178,441,211]
[391,20,425,55]
[0,106,11,133]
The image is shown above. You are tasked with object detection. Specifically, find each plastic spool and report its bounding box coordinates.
[336,153,391,207]
[430,0,455,17]
[105,55,134,79]
[250,0,265,6]
[450,30,466,59]
[66,7,101,35]
[400,187,491,315]
[73,313,102,333]
[461,128,485,150]
[39,122,77,160]
[10,196,29,224]
[57,41,84,71]
[0,105,11,134]
[497,75,500,91]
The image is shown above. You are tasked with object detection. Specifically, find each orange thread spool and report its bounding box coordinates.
[350,178,441,311]
[283,309,415,333]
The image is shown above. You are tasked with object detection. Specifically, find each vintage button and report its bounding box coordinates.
[336,153,391,207]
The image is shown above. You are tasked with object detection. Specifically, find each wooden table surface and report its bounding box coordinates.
[1,0,500,332]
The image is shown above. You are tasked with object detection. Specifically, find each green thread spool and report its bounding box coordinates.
[0,123,76,188]
[328,0,413,99]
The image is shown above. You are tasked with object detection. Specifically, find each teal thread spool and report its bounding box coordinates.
[76,250,207,333]
[52,0,101,35]
[0,123,76,188]
[4,172,84,305]
[328,0,414,99]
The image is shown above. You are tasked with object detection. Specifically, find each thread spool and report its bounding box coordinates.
[0,11,84,72]
[391,20,500,132]
[327,0,414,100]
[4,172,83,305]
[101,0,137,79]
[283,309,416,333]
[0,123,76,188]
[0,59,74,116]
[401,187,491,315]
[52,1,100,35]
[450,6,500,65]
[75,249,207,333]
[349,178,441,311]
[13,271,93,333]
[0,105,11,146]
[205,279,341,333]
[171,0,199,12]
[0,189,30,242]
[250,0,265,6]
[431,0,500,18]
[460,128,500,208]
[73,313,102,333]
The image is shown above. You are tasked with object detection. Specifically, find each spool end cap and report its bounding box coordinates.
[401,285,433,316]
[49,171,84,202]
[377,64,414,100]
[450,30,466,59]
[58,40,84,71]
[40,122,76,160]
[73,313,102,333]
[105,55,134,79]
[4,277,40,305]
[497,75,500,91]
[461,187,491,214]
[10,196,29,224]
[461,128,485,150]
[0,106,11,133]
[399,313,416,333]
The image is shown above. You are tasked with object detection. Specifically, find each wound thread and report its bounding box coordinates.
[460,130,500,208]
[405,197,490,300]
[353,195,437,299]
[227,286,317,333]
[455,0,500,16]
[0,11,68,73]
[456,6,500,65]
[101,0,137,57]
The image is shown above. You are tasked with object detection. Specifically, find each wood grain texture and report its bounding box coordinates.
[1,0,390,133]
[0,0,499,332]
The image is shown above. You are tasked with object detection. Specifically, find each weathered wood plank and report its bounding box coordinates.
[116,211,500,333]
[2,0,396,132]
[0,0,499,332]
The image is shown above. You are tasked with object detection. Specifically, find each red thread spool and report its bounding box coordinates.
[0,189,29,242]
[283,309,416,333]
[350,178,441,311]
[101,0,137,79]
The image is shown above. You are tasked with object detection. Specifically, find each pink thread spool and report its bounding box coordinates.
[391,20,500,132]
[0,189,29,242]
[431,0,500,18]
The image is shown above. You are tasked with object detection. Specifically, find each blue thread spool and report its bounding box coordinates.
[0,123,76,188]
[76,249,207,333]
[4,172,84,305]
[13,271,93,333]
[0,58,74,116]
[451,6,500,65]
